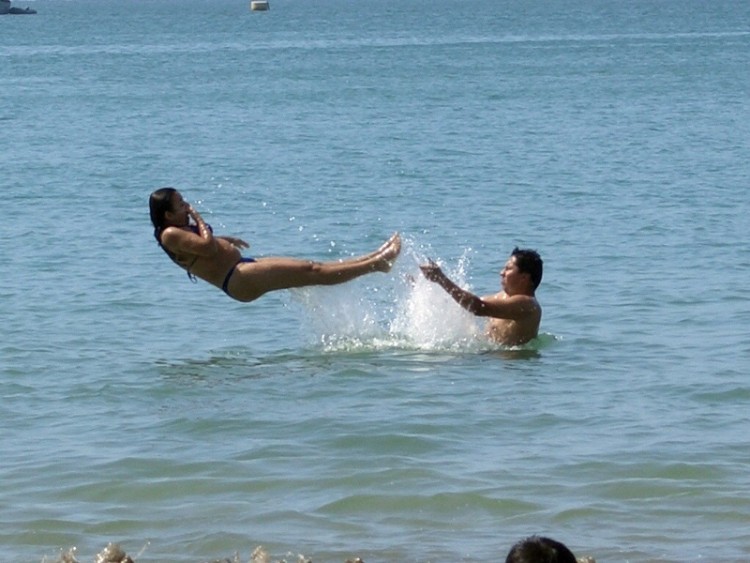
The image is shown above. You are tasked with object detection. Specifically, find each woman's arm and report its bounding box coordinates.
[160,206,218,257]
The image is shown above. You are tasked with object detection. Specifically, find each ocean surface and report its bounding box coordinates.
[2,0,750,561]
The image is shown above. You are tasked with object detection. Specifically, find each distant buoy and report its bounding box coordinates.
[250,0,269,10]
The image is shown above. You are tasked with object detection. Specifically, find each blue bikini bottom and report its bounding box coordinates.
[222,257,256,294]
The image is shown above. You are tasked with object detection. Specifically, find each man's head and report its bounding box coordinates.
[505,536,577,563]
[510,247,543,291]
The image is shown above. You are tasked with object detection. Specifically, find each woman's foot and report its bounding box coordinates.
[374,233,401,272]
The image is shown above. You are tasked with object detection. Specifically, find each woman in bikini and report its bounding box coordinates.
[149,187,401,302]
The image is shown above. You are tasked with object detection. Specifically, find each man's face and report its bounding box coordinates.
[501,256,528,294]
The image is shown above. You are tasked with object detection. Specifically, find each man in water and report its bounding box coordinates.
[505,535,579,563]
[419,247,543,346]
[149,187,401,303]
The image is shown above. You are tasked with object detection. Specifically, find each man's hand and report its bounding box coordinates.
[419,259,445,282]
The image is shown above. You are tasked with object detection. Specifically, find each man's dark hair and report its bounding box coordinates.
[505,536,577,563]
[511,247,543,291]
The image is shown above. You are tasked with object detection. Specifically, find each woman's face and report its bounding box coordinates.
[165,191,190,226]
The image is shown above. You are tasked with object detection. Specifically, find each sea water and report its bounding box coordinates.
[2,0,750,561]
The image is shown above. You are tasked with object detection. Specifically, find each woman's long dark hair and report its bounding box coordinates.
[149,187,188,275]
[149,187,177,241]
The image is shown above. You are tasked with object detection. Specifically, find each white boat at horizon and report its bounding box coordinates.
[250,0,269,11]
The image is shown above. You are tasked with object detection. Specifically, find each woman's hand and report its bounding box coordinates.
[221,236,250,249]
[187,204,201,222]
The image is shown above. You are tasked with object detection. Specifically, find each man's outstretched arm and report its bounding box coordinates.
[419,260,486,315]
[420,260,536,321]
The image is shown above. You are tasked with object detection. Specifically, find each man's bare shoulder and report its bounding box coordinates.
[480,291,540,320]
[481,290,506,302]
[483,291,538,305]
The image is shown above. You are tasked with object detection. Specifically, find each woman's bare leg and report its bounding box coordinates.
[350,232,401,264]
[228,233,401,302]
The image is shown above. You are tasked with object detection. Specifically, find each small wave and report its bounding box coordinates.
[42,543,307,563]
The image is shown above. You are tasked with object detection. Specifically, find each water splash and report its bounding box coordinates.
[42,543,138,563]
[290,236,490,353]
[94,543,134,563]
[41,544,319,563]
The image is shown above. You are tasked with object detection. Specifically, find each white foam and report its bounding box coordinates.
[289,236,487,353]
